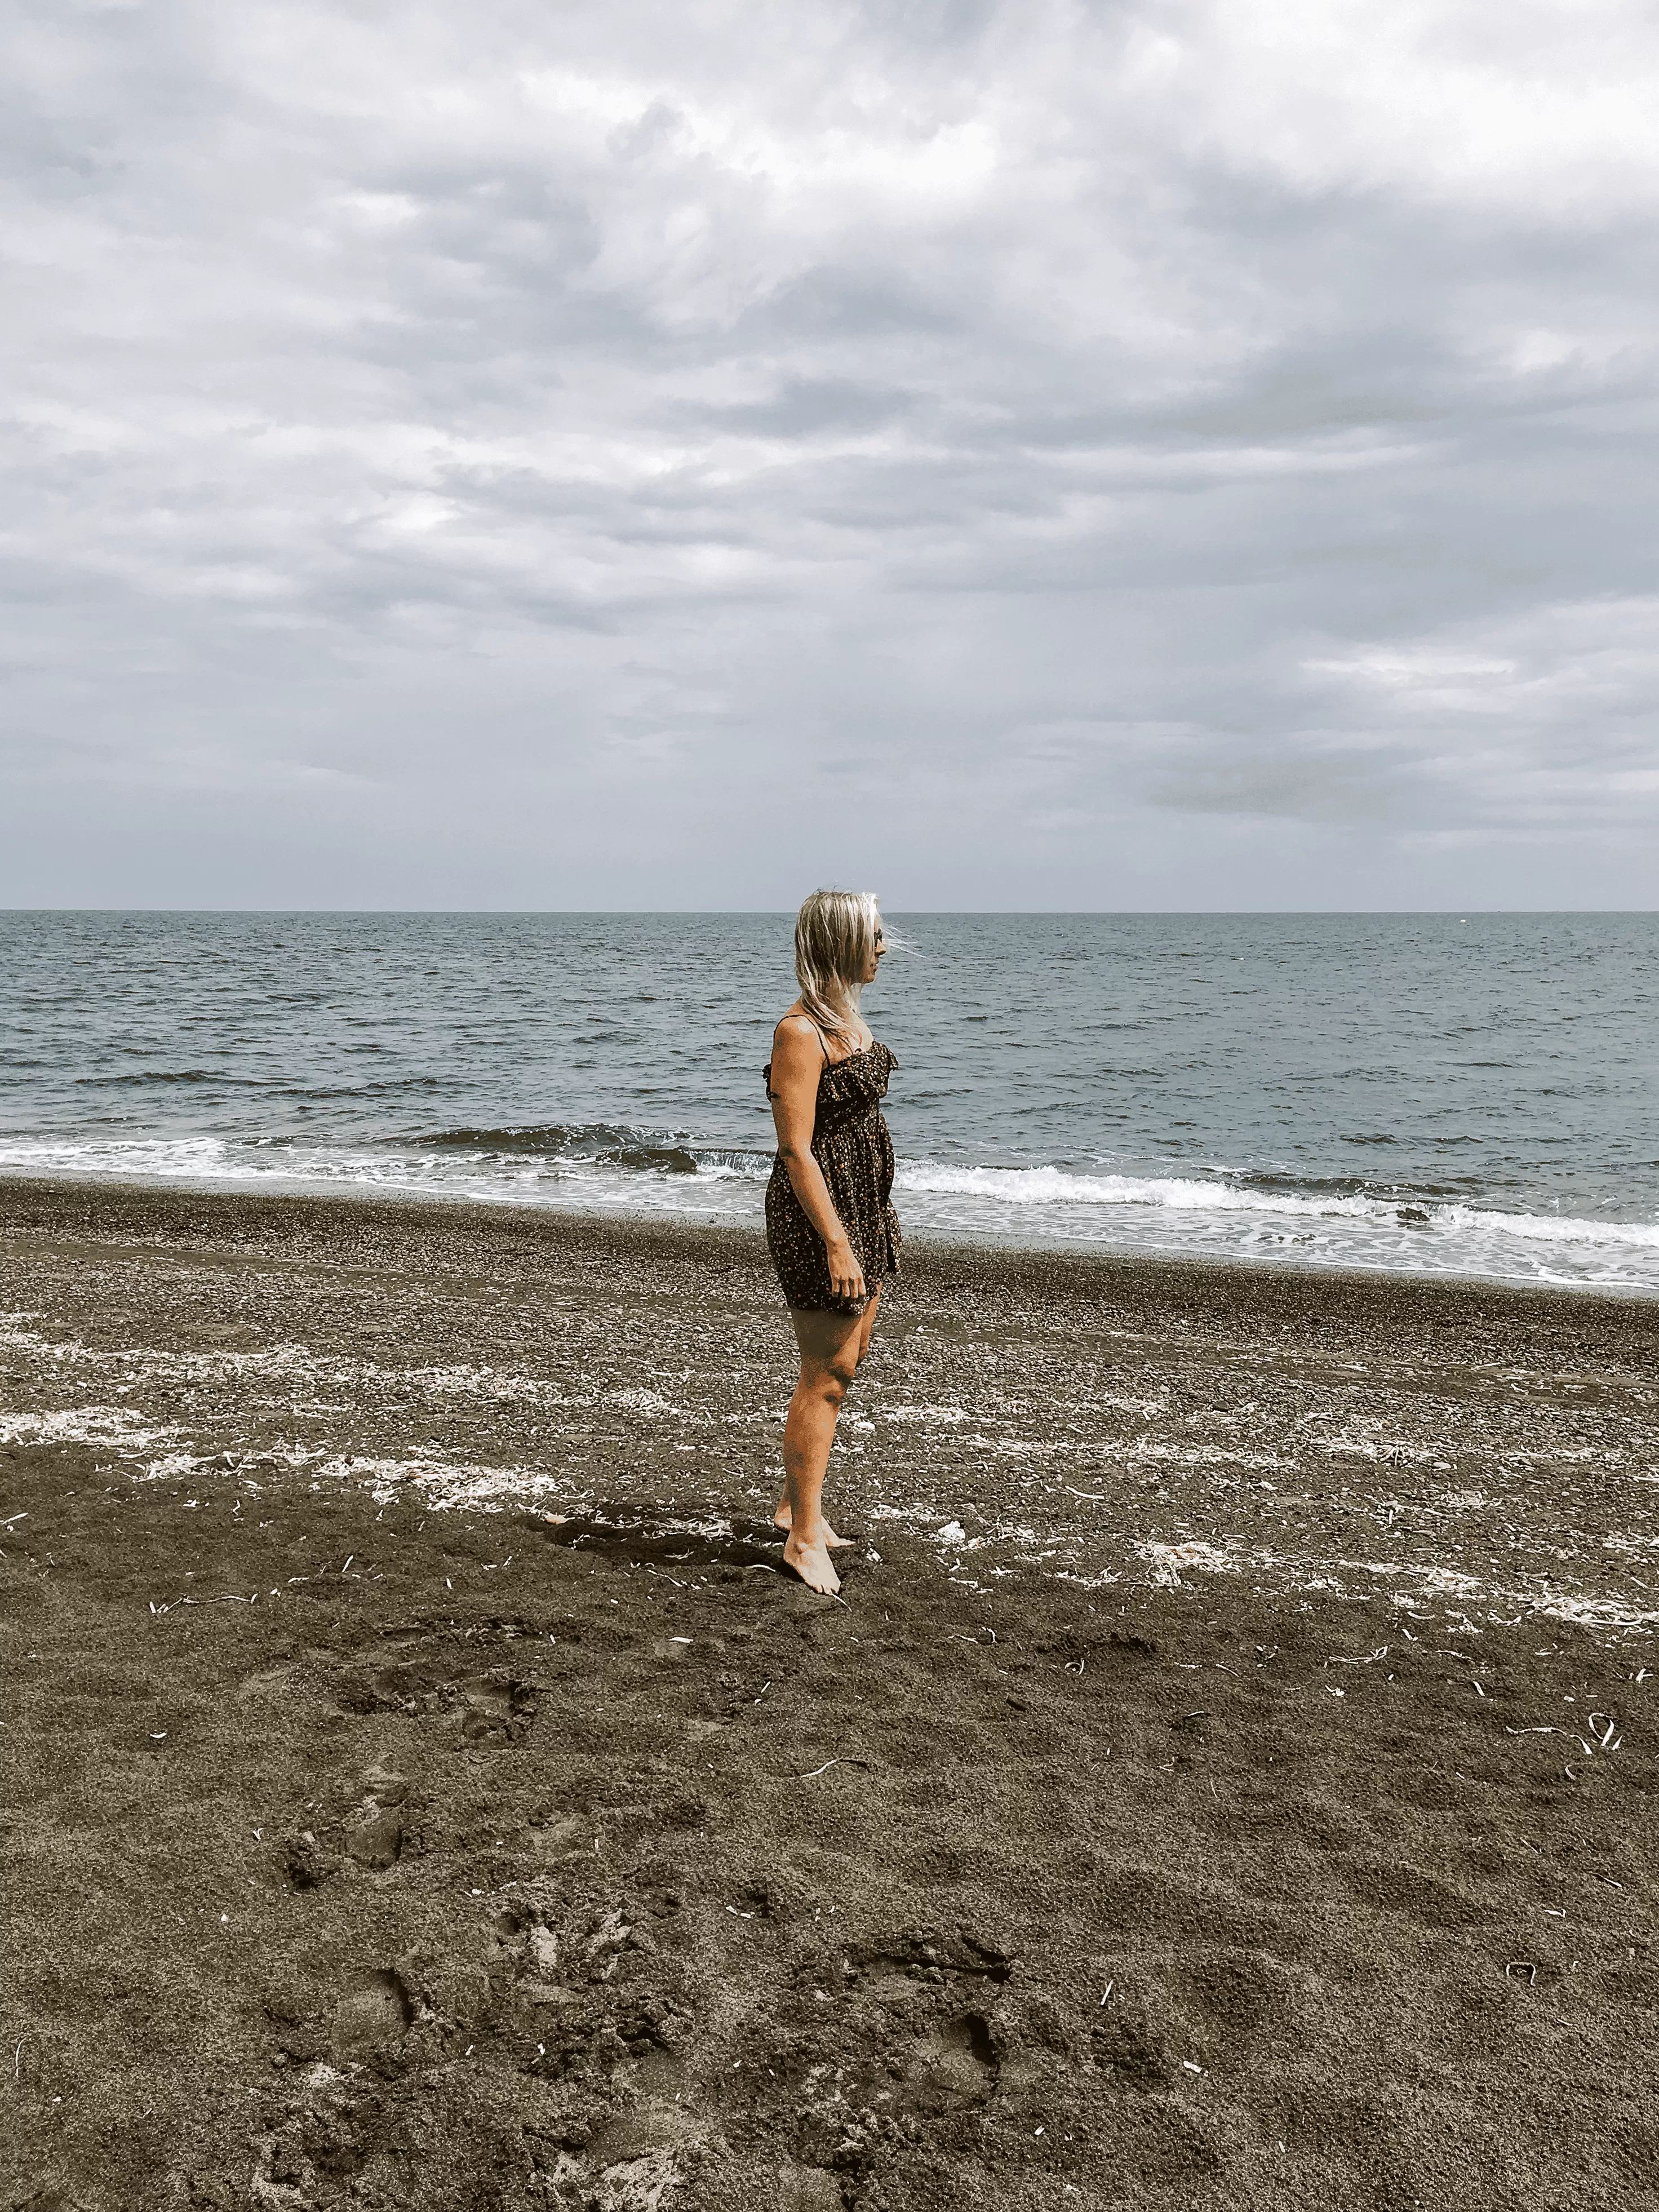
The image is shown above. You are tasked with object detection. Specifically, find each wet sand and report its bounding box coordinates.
[2,1177,1656,2212]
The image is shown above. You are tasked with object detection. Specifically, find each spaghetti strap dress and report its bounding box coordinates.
[763,1031,901,1314]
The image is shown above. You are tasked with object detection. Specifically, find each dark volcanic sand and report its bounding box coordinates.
[2,1179,1657,2212]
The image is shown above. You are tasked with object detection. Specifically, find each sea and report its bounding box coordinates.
[1,911,1655,1295]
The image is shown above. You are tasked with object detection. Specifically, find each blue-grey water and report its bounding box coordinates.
[1,912,1655,1293]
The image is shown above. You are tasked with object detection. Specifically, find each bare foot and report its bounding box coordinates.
[775,1500,853,1549]
[783,1530,842,1595]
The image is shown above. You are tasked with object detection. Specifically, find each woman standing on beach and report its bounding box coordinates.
[765,891,900,1595]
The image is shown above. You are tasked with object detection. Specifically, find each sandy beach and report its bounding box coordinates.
[3,1176,1656,2212]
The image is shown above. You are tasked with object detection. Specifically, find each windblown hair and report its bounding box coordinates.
[793,889,882,1045]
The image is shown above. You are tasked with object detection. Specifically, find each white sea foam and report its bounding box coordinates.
[6,1133,1658,1292]
[0,1133,765,1222]
[900,1162,1377,1215]
[889,1159,1659,1291]
[1440,1203,1659,1250]
[896,1160,1659,1248]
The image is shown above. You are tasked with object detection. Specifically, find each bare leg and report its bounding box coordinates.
[776,1291,880,1556]
[774,1298,877,1594]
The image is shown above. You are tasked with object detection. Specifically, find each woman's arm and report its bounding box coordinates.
[769,1017,867,1304]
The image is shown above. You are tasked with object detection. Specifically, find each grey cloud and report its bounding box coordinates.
[1148,750,1407,825]
[1,0,1657,907]
[675,376,924,436]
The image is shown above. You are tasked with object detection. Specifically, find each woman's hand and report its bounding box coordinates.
[825,1233,866,1305]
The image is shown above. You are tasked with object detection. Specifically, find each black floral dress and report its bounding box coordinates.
[764,1039,901,1314]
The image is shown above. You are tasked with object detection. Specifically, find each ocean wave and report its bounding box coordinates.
[424,1123,697,1171]
[0,1130,771,1206]
[893,1162,1659,1249]
[76,1068,233,1087]
[2,1131,1656,1288]
[898,1162,1382,1216]
[689,1146,774,1177]
[1438,1204,1659,1251]
[423,1124,773,1178]
[424,1122,629,1152]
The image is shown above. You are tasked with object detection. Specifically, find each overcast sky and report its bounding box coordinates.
[3,1,1656,908]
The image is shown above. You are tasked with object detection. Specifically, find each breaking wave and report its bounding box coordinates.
[893,1162,1659,1251]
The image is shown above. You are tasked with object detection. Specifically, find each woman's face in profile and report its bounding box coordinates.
[863,924,886,986]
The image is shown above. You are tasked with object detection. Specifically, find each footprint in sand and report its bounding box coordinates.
[901,2010,999,2113]
[334,1659,437,1716]
[529,1811,591,1861]
[278,1832,341,1891]
[459,1669,539,1744]
[581,2100,707,2212]
[344,1763,410,1869]
[331,1969,413,2058]
[332,1649,540,1743]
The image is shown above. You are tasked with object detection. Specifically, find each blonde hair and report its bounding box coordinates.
[793,889,882,1045]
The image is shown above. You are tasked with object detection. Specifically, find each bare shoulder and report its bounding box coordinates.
[771,1008,823,1060]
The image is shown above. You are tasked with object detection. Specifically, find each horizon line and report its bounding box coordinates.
[2,905,1656,920]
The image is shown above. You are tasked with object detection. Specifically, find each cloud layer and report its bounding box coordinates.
[3,0,1657,906]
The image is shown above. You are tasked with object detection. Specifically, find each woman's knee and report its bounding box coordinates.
[799,1354,858,1404]
[828,1350,861,1395]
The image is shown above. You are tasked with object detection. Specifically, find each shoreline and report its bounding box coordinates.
[5,1172,1658,2208]
[6,1168,1659,1320]
[4,1159,1657,1303]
